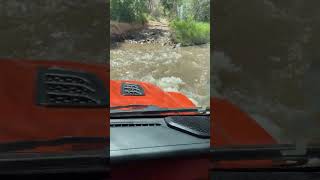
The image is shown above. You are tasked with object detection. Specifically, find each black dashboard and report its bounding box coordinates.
[110,116,210,163]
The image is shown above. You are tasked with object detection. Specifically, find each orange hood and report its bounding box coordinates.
[110,80,196,109]
[211,97,278,168]
[0,59,108,143]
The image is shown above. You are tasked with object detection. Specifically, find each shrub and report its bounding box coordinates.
[170,18,210,46]
[110,0,148,24]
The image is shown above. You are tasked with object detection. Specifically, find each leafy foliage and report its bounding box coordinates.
[160,0,210,22]
[110,0,210,45]
[191,0,210,22]
[110,0,148,23]
[170,18,210,46]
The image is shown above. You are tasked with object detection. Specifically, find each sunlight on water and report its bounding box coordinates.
[111,43,210,107]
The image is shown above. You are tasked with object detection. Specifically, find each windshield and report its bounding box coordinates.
[211,0,320,169]
[0,0,108,175]
[110,0,210,114]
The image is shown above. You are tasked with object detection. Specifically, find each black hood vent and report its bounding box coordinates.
[121,83,145,96]
[36,67,107,107]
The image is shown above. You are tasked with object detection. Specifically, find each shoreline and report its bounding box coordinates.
[110,20,210,48]
[111,20,174,47]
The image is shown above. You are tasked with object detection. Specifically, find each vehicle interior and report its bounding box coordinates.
[2,0,320,179]
[110,80,210,180]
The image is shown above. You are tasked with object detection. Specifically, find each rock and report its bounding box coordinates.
[173,43,181,49]
[111,20,174,46]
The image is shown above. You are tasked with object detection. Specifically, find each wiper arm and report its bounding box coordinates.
[0,136,108,153]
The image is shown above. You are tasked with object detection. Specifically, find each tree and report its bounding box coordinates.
[192,0,210,22]
[161,0,210,21]
[110,0,148,23]
[161,0,181,18]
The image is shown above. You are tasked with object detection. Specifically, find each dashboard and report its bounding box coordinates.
[110,116,210,163]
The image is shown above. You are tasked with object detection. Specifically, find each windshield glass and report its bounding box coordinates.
[0,0,108,173]
[1,1,106,64]
[212,0,320,169]
[110,0,210,114]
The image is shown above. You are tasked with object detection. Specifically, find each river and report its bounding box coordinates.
[110,43,210,108]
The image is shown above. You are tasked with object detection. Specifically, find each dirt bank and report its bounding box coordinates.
[111,20,175,47]
[110,21,145,42]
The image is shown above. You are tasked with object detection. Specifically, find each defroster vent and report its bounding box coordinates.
[36,67,107,107]
[165,116,210,138]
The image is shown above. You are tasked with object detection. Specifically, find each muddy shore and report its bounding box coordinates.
[111,20,176,48]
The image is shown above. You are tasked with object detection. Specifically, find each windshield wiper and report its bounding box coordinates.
[0,136,109,175]
[210,143,320,166]
[110,105,209,118]
[0,136,108,153]
[110,104,156,110]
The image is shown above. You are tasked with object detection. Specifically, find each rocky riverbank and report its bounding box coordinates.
[111,20,176,48]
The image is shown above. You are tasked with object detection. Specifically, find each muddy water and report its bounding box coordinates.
[111,43,210,108]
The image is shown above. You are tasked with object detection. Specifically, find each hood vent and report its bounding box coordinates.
[121,83,145,96]
[36,67,107,107]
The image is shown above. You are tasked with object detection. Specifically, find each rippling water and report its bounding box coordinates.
[110,43,210,108]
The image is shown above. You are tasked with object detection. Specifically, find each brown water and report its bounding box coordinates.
[111,43,210,108]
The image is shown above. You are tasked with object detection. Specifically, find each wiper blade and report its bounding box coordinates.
[210,143,320,162]
[110,107,208,118]
[0,136,108,153]
[110,104,156,110]
[0,149,108,175]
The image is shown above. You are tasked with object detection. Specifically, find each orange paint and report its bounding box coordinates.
[0,59,108,144]
[110,80,195,108]
[211,97,278,168]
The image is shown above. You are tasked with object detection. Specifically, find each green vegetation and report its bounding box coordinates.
[110,0,210,46]
[161,0,210,22]
[110,0,148,23]
[163,0,210,46]
[170,18,210,46]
